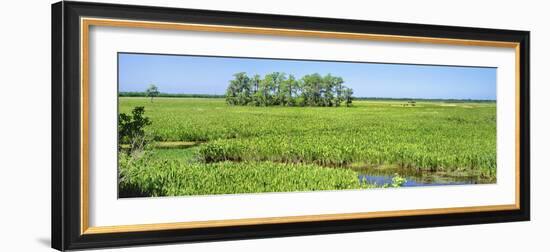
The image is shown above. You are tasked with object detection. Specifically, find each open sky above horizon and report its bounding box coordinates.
[118,53,497,100]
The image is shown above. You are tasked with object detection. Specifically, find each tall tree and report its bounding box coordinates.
[226,72,250,105]
[259,74,273,106]
[301,73,323,106]
[270,72,287,105]
[343,87,354,107]
[322,74,335,107]
[333,76,344,106]
[281,74,298,106]
[250,74,262,106]
[146,84,160,102]
[225,77,238,105]
[262,72,285,105]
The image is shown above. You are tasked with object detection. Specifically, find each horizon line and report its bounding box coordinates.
[118,91,496,101]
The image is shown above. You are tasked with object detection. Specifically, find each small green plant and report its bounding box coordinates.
[390,173,407,187]
[382,174,407,188]
[118,106,152,153]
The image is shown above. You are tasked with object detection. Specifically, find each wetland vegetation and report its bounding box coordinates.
[118,96,496,197]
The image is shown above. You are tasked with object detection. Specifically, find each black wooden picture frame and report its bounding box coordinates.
[52,1,530,250]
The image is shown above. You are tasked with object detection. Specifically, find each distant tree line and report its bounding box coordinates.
[119,91,224,99]
[225,72,354,107]
[353,97,496,103]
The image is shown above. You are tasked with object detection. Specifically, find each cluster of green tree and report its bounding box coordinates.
[225,72,354,107]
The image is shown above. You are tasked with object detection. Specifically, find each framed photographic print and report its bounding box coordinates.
[52,1,530,250]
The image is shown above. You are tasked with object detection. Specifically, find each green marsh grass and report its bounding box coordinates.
[118,97,496,196]
[119,151,373,197]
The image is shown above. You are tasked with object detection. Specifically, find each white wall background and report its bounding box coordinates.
[0,0,547,251]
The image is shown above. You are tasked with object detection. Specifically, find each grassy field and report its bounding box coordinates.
[118,97,496,197]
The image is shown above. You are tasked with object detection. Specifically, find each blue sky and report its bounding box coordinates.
[119,53,496,100]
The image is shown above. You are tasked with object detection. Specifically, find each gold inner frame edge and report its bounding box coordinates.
[80,17,521,235]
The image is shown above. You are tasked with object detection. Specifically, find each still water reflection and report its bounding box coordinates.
[352,165,493,187]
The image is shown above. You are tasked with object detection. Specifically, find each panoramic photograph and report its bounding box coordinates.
[117,52,497,198]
